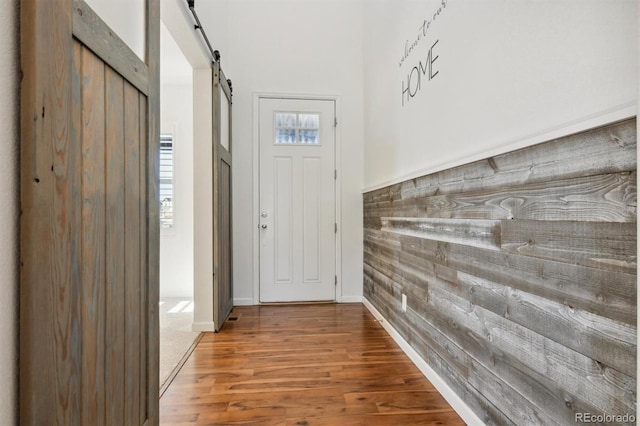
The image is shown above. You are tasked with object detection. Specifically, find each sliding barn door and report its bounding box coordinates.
[20,0,160,424]
[213,62,233,332]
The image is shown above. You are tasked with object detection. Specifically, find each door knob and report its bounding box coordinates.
[261,224,267,229]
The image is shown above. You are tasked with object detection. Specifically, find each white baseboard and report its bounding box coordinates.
[363,298,486,426]
[191,321,215,332]
[340,296,363,303]
[232,297,363,305]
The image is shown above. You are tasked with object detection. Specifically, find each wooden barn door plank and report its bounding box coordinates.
[20,0,82,423]
[138,93,150,424]
[105,65,126,425]
[124,81,142,424]
[77,43,107,425]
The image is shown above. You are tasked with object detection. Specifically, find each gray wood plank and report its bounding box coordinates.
[385,231,637,325]
[365,262,633,424]
[368,288,589,426]
[401,306,563,426]
[381,217,501,250]
[371,280,635,422]
[365,197,430,218]
[501,219,636,273]
[466,352,562,426]
[455,272,636,377]
[396,118,636,200]
[364,228,636,375]
[423,285,636,414]
[424,172,636,222]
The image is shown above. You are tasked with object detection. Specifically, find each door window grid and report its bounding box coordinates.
[274,112,320,145]
[160,133,174,232]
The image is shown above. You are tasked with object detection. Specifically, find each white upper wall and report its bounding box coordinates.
[199,0,365,303]
[0,0,19,423]
[363,0,638,189]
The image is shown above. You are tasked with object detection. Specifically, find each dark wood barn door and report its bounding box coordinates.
[20,0,160,424]
[213,62,233,332]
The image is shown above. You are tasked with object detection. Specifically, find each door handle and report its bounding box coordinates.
[261,224,267,229]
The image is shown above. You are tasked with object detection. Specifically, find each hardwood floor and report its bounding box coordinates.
[159,303,464,425]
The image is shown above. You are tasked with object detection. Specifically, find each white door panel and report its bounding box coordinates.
[303,157,321,283]
[259,98,335,302]
[275,156,293,283]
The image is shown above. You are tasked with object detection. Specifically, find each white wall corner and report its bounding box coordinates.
[340,296,363,303]
[0,0,19,423]
[362,298,486,426]
[233,298,254,306]
[192,67,214,328]
[192,321,215,332]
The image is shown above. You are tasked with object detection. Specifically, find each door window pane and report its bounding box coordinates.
[298,113,319,129]
[276,113,297,128]
[276,128,297,144]
[299,129,319,144]
[274,112,321,145]
[220,93,230,151]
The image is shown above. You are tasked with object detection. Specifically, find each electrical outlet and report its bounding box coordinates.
[401,293,407,312]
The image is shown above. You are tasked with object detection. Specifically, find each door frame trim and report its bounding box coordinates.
[252,93,343,305]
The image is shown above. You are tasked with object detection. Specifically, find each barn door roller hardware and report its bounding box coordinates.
[187,0,219,66]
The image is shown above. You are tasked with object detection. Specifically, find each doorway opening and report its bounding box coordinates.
[158,20,199,390]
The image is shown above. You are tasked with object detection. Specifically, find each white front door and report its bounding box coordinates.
[259,97,336,302]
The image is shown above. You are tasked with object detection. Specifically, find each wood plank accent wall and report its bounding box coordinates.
[363,118,637,425]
